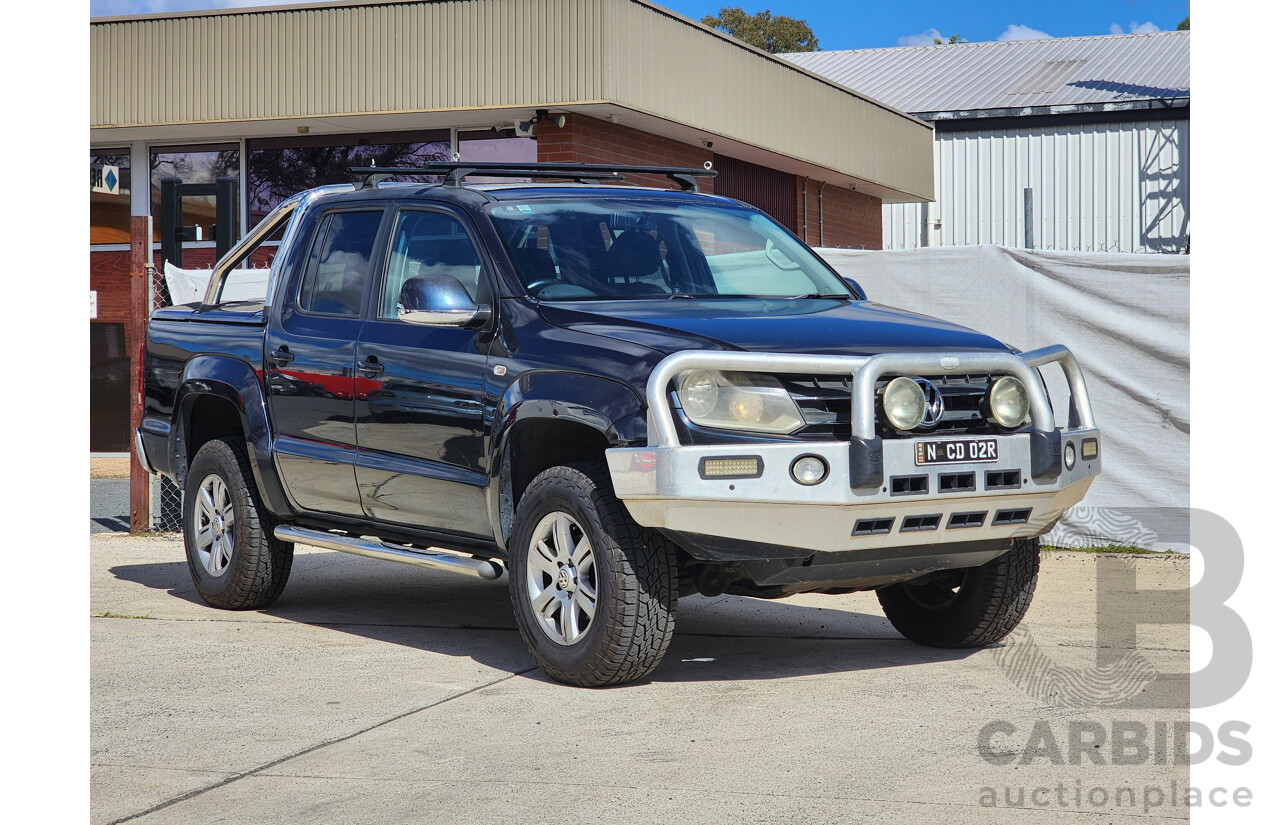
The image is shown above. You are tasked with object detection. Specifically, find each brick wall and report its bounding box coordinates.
[795,179,882,250]
[537,114,714,192]
[538,113,882,248]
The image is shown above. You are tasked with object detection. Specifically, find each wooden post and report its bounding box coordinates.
[129,214,149,533]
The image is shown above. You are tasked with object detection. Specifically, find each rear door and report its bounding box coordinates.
[353,206,494,536]
[265,207,388,516]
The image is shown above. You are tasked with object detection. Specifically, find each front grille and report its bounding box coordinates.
[778,373,999,441]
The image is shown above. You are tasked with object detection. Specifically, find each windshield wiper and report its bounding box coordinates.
[780,293,848,300]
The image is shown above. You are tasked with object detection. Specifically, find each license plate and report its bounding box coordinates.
[915,438,999,466]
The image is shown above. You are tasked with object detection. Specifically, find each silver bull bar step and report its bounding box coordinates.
[643,345,1095,448]
[274,526,504,580]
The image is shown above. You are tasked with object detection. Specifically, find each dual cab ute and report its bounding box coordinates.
[136,162,1101,686]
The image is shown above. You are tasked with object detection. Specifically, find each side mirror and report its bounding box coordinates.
[397,274,491,327]
[842,276,868,301]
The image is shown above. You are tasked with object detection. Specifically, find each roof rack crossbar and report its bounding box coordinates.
[346,162,717,192]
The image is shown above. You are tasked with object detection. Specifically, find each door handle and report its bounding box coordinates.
[357,357,385,376]
[271,347,294,367]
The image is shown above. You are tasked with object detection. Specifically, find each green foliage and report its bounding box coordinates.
[701,6,820,53]
[933,34,967,44]
[1177,16,1189,31]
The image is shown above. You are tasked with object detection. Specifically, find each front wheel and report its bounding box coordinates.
[876,537,1040,648]
[508,463,677,687]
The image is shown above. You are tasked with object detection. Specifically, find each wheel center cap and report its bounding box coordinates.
[213,513,226,537]
[557,566,577,593]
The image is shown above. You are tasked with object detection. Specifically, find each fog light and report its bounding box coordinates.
[699,456,763,479]
[1082,438,1098,460]
[790,455,828,485]
[882,376,927,430]
[987,376,1031,428]
[1064,441,1077,471]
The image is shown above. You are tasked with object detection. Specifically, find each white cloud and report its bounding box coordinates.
[1110,21,1163,35]
[898,28,944,47]
[996,24,1053,42]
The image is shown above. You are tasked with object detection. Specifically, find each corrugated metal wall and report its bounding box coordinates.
[884,118,1189,253]
[91,0,608,125]
[91,0,935,201]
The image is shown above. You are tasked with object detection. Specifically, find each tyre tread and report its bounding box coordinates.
[509,462,677,687]
[184,439,293,610]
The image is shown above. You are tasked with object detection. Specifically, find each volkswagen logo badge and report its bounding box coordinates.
[916,379,945,428]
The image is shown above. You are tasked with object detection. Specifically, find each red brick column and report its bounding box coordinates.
[129,216,149,533]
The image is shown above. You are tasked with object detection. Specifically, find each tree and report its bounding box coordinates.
[933,34,967,44]
[1177,16,1189,30]
[701,7,820,53]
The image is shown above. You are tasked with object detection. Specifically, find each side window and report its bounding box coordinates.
[381,211,485,319]
[298,210,383,316]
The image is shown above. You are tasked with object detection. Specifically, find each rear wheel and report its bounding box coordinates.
[508,463,677,687]
[183,439,293,610]
[876,537,1040,647]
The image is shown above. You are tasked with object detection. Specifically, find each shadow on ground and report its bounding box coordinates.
[109,552,981,685]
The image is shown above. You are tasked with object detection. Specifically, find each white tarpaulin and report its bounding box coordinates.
[163,262,269,306]
[816,245,1190,549]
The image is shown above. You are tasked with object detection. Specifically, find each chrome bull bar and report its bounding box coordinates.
[643,344,1095,449]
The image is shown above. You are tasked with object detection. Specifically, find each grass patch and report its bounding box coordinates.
[93,612,156,620]
[1042,544,1177,555]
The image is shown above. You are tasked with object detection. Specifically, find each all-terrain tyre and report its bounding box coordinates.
[183,438,294,610]
[508,463,678,687]
[876,537,1040,648]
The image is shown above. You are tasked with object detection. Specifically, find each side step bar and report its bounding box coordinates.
[274,526,504,580]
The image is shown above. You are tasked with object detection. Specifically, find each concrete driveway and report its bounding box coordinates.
[91,534,1190,824]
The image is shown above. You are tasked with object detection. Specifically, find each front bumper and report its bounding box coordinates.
[607,346,1101,558]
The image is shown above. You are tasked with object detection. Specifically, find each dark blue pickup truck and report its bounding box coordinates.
[136,162,1101,687]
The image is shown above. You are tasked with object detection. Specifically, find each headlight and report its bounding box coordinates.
[987,376,1031,428]
[881,376,927,430]
[678,371,720,418]
[676,371,805,434]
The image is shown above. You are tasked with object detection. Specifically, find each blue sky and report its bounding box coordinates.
[89,0,1190,49]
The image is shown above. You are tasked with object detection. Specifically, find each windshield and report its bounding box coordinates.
[487,198,853,301]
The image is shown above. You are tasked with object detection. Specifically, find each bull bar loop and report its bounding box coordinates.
[644,346,1095,449]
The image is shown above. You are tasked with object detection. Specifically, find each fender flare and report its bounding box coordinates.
[486,370,647,550]
[173,355,292,516]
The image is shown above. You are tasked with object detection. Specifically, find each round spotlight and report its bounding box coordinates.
[882,376,927,430]
[987,376,1031,428]
[1064,441,1077,471]
[678,371,720,418]
[790,455,829,485]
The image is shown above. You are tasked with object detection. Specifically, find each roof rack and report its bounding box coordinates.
[346,161,718,192]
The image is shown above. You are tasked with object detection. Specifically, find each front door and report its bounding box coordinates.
[265,207,386,516]
[354,207,494,537]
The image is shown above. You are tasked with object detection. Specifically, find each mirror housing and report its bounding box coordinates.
[842,276,868,301]
[397,273,490,327]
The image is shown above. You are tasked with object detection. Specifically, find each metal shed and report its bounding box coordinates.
[786,31,1190,253]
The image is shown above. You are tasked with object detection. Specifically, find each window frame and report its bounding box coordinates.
[292,205,391,320]
[89,147,134,249]
[372,204,497,324]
